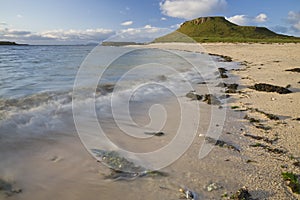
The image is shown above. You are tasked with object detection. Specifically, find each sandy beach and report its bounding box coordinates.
[1,43,300,200]
[145,42,300,199]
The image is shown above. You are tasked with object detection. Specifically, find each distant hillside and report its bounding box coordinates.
[154,16,300,43]
[0,41,28,45]
[101,41,144,46]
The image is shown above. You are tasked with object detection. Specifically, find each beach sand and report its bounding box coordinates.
[1,43,300,200]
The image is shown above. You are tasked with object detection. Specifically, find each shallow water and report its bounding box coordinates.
[0,44,242,199]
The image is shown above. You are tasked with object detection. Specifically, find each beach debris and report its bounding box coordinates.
[282,172,300,194]
[293,161,300,168]
[244,133,277,144]
[209,53,233,62]
[249,108,280,120]
[249,83,292,94]
[230,186,255,200]
[144,131,165,136]
[217,67,228,78]
[205,137,240,152]
[203,94,221,105]
[254,124,272,131]
[285,68,300,73]
[0,179,22,197]
[249,143,286,154]
[197,81,207,84]
[231,106,240,109]
[244,115,260,123]
[206,182,222,192]
[216,82,227,87]
[186,91,203,101]
[219,94,230,99]
[91,149,167,181]
[225,83,239,93]
[179,187,198,200]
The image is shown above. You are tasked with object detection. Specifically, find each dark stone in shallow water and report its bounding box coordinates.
[203,94,221,105]
[144,131,165,136]
[249,83,292,94]
[0,179,22,196]
[186,91,203,101]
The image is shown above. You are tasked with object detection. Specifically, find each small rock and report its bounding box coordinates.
[203,94,221,105]
[231,186,255,200]
[207,182,222,192]
[186,91,203,101]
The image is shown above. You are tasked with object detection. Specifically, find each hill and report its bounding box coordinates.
[154,16,300,43]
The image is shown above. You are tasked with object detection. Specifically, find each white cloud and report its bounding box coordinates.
[255,13,268,23]
[288,11,300,31]
[144,25,152,29]
[227,14,268,26]
[0,28,115,44]
[107,26,172,43]
[159,0,227,20]
[226,15,249,25]
[161,17,167,21]
[16,14,23,18]
[0,22,7,26]
[121,21,133,26]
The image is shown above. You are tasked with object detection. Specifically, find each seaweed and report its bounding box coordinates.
[282,172,300,194]
[205,137,240,152]
[203,94,221,105]
[249,143,286,154]
[244,133,277,144]
[285,68,300,73]
[249,83,292,94]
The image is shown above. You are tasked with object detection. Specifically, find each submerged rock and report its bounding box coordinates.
[186,91,203,101]
[203,94,221,105]
[0,179,22,197]
[91,149,167,181]
[249,83,292,94]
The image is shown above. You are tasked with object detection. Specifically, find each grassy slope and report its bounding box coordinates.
[154,17,300,43]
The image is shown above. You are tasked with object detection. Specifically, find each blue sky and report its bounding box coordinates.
[1,0,300,44]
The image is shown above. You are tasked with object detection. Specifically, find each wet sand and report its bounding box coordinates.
[1,43,300,200]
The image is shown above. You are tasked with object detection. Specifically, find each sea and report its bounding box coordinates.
[0,44,237,166]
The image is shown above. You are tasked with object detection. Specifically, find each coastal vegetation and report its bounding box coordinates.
[154,16,300,43]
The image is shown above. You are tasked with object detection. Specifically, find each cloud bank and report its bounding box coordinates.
[160,0,227,20]
[0,28,115,44]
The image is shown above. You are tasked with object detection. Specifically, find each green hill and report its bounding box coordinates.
[154,16,300,43]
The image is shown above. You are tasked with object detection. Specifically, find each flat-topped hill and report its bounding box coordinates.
[154,16,300,43]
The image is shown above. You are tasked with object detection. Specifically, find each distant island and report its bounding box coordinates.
[101,41,145,46]
[154,16,300,43]
[0,41,28,45]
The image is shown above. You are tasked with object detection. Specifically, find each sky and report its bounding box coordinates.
[1,0,300,44]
